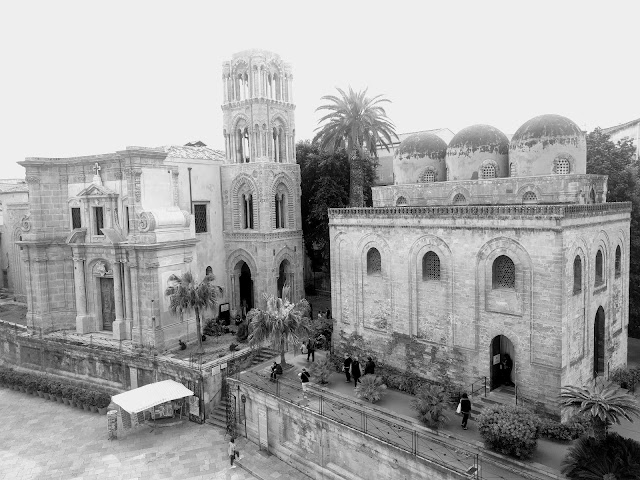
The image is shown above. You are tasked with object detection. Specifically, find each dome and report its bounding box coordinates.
[509,114,586,177]
[394,132,447,185]
[446,125,509,181]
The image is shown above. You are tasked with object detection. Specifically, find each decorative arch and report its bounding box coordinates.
[447,185,471,205]
[592,230,610,288]
[418,167,437,183]
[230,174,260,230]
[396,196,408,206]
[227,248,259,312]
[566,239,589,363]
[552,153,575,175]
[355,233,393,331]
[231,113,250,131]
[516,184,544,204]
[479,159,500,179]
[270,114,289,132]
[270,172,296,229]
[273,246,296,301]
[332,231,353,326]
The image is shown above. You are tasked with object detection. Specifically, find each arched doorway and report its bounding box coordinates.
[594,306,605,377]
[490,335,515,390]
[277,259,290,300]
[239,262,253,313]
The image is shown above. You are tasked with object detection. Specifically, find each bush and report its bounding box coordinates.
[354,375,387,403]
[49,382,63,397]
[410,384,450,430]
[610,367,640,392]
[71,387,85,405]
[538,417,586,442]
[36,376,50,394]
[61,385,74,399]
[96,393,111,409]
[24,374,38,392]
[562,433,640,478]
[477,405,540,459]
[310,356,333,385]
[236,321,249,342]
[203,318,223,337]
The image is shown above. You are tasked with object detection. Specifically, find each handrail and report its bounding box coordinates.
[470,376,487,398]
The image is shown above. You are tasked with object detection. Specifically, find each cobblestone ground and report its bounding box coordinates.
[0,387,306,480]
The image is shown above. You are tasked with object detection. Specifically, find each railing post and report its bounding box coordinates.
[412,430,417,456]
[362,411,366,433]
[484,376,487,397]
[319,395,323,416]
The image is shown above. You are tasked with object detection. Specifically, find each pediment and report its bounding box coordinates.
[76,183,118,198]
[66,228,87,244]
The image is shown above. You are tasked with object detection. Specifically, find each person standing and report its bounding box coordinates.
[460,393,472,430]
[228,437,239,468]
[343,353,353,383]
[364,356,375,376]
[306,337,315,362]
[351,356,362,388]
[298,367,311,399]
[270,361,282,381]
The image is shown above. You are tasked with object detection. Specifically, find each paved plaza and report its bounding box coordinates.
[0,387,306,480]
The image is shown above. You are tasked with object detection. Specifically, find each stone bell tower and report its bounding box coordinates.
[220,49,304,314]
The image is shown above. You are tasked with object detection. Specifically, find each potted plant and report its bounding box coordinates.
[71,387,84,408]
[25,374,38,395]
[48,382,62,402]
[39,377,51,400]
[96,392,111,415]
[61,385,73,405]
[88,391,99,413]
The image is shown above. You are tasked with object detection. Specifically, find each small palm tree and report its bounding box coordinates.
[165,271,223,352]
[410,384,450,430]
[560,380,640,441]
[355,375,387,403]
[247,287,311,367]
[561,433,640,479]
[313,87,397,207]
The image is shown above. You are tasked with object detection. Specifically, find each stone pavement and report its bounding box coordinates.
[0,386,307,480]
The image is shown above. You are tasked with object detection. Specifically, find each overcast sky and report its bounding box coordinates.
[2,0,638,179]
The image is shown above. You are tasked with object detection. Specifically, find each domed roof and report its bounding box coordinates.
[448,125,509,155]
[396,132,447,160]
[511,114,583,147]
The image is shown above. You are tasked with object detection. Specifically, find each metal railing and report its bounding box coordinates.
[237,371,480,479]
[470,377,487,398]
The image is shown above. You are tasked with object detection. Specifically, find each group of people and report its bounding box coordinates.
[342,353,375,388]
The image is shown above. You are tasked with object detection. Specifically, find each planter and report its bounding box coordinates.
[44,393,51,401]
[98,407,108,415]
[63,398,70,405]
[37,391,44,398]
[90,405,98,413]
[83,404,90,411]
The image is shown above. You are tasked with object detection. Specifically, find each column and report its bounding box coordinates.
[111,260,126,340]
[289,77,293,103]
[130,261,141,345]
[73,255,92,333]
[275,133,280,162]
[285,134,290,162]
[124,261,133,340]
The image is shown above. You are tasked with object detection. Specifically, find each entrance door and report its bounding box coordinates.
[490,335,515,390]
[100,277,115,331]
[277,259,290,300]
[239,262,253,311]
[594,306,605,377]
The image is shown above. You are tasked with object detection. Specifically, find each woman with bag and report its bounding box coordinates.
[459,393,471,430]
[228,437,240,468]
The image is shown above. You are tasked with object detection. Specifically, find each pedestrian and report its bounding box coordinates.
[326,309,331,319]
[351,356,361,387]
[270,361,282,381]
[298,367,311,399]
[343,353,353,383]
[502,354,513,386]
[364,356,375,376]
[228,437,239,468]
[306,337,315,362]
[459,393,472,430]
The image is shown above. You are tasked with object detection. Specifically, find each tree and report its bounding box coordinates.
[587,128,640,337]
[313,87,397,207]
[297,141,377,269]
[561,433,640,479]
[410,384,450,429]
[560,380,640,441]
[165,272,223,351]
[247,287,312,367]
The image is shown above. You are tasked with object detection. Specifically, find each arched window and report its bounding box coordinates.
[446,166,450,181]
[453,193,466,205]
[509,162,517,177]
[396,196,408,206]
[590,189,596,203]
[595,250,604,286]
[556,158,570,175]
[205,266,212,276]
[242,194,254,229]
[366,248,381,275]
[274,193,286,229]
[573,256,582,294]
[419,170,435,183]
[422,251,441,281]
[481,164,496,179]
[522,191,537,204]
[492,255,515,289]
[615,246,621,277]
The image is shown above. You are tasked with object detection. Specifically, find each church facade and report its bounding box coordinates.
[330,115,630,415]
[17,49,303,350]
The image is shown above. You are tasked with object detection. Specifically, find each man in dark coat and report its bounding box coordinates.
[460,393,472,430]
[306,337,315,362]
[364,357,375,375]
[343,353,353,383]
[351,356,362,387]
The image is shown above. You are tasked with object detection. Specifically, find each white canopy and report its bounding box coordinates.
[112,380,194,414]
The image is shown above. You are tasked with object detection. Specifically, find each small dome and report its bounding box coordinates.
[394,132,447,185]
[446,125,509,181]
[397,132,447,160]
[509,114,586,177]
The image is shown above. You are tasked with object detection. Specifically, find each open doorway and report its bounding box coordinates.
[490,335,515,390]
[277,259,291,300]
[239,262,253,314]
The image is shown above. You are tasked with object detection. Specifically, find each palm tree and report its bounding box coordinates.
[561,433,640,479]
[410,384,450,430]
[313,87,397,207]
[247,287,311,367]
[165,271,223,352]
[560,380,640,441]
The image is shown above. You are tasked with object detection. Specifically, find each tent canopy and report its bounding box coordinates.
[112,380,194,414]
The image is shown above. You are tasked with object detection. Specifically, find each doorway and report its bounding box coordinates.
[100,277,115,331]
[277,259,290,300]
[239,262,253,312]
[594,306,605,377]
[490,335,515,390]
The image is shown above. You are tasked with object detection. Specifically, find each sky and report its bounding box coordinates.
[1,0,638,179]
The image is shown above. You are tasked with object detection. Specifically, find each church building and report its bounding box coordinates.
[17,49,303,350]
[330,115,630,415]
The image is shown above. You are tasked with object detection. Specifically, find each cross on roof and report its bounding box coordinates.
[93,163,101,176]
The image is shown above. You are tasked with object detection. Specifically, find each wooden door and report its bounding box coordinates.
[100,277,115,331]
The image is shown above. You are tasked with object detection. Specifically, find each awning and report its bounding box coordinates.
[112,380,194,414]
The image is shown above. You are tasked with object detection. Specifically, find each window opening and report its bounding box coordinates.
[94,207,104,235]
[194,204,208,233]
[573,256,582,294]
[125,206,130,234]
[492,255,515,289]
[453,193,466,205]
[71,207,82,229]
[205,266,212,276]
[396,196,408,206]
[422,251,441,281]
[595,250,604,286]
[367,248,381,275]
[509,162,517,177]
[556,158,570,175]
[482,164,496,179]
[523,191,537,204]
[615,246,621,277]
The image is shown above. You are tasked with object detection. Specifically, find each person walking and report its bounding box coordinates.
[298,367,311,399]
[306,337,315,362]
[228,437,239,468]
[343,353,353,383]
[364,356,375,376]
[459,393,472,430]
[270,361,282,381]
[351,356,362,388]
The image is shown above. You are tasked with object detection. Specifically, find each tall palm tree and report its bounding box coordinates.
[560,380,640,441]
[165,271,223,352]
[247,287,311,367]
[313,87,397,207]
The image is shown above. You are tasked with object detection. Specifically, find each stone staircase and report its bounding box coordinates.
[469,385,516,416]
[205,347,280,430]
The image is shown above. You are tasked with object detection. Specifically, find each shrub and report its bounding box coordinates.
[477,405,539,459]
[538,417,585,442]
[71,387,85,405]
[236,321,249,342]
[96,393,111,409]
[24,374,38,392]
[610,367,640,392]
[562,433,640,479]
[310,356,333,385]
[36,376,50,394]
[61,385,74,399]
[410,384,450,430]
[355,375,387,403]
[87,391,99,406]
[203,318,223,337]
[229,343,238,352]
[49,382,63,397]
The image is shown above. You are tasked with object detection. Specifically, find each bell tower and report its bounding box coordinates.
[220,50,303,313]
